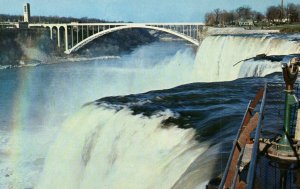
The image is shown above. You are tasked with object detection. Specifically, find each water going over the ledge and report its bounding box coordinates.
[1,34,300,189]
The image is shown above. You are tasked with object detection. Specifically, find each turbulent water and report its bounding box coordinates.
[1,35,300,189]
[196,35,300,81]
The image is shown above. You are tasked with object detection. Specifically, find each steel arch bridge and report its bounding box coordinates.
[29,22,204,54]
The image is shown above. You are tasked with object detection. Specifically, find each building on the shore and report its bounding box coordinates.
[0,3,30,29]
[238,19,254,26]
[19,3,30,29]
[273,18,290,23]
[23,3,30,23]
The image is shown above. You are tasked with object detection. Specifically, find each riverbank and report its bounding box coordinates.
[0,28,56,66]
[267,23,300,33]
[0,28,157,67]
[202,27,279,36]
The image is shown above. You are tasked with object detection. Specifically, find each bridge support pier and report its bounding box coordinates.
[196,25,199,39]
[76,27,79,44]
[57,28,60,48]
[71,27,74,48]
[49,26,53,40]
[81,26,84,41]
[87,26,89,37]
[64,26,69,53]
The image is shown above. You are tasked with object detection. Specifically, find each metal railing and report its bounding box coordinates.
[246,83,267,189]
[219,86,265,189]
[218,100,252,188]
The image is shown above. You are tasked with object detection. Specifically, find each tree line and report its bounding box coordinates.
[205,3,300,26]
[0,14,110,23]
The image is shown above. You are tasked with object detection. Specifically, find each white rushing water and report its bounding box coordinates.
[195,35,300,81]
[37,105,207,189]
[0,42,197,189]
[2,35,300,188]
[36,36,300,189]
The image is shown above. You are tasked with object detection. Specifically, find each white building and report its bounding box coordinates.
[238,19,254,26]
[23,3,30,22]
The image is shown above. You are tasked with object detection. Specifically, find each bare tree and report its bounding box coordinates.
[214,8,221,25]
[253,11,265,22]
[205,12,216,26]
[203,3,300,26]
[287,3,300,23]
[236,6,253,20]
[266,6,282,23]
[219,10,236,26]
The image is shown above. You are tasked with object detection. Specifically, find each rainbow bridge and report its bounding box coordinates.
[29,22,204,54]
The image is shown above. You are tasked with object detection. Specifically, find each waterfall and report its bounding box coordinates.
[194,35,300,82]
[36,35,300,189]
[36,104,208,189]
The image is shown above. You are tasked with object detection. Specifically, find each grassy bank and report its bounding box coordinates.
[266,23,300,33]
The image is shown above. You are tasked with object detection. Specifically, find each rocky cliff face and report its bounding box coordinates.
[0,28,156,66]
[0,29,56,66]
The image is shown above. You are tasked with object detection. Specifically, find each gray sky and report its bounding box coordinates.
[1,0,299,22]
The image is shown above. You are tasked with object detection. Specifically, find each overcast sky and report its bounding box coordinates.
[1,0,299,22]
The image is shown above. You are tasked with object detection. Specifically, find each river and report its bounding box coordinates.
[0,36,300,188]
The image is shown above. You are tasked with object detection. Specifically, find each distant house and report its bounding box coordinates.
[238,19,254,26]
[273,18,289,23]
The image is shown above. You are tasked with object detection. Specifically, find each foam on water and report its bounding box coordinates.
[36,105,207,189]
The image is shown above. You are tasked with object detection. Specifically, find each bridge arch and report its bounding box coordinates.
[45,26,52,39]
[49,26,59,46]
[66,25,200,54]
